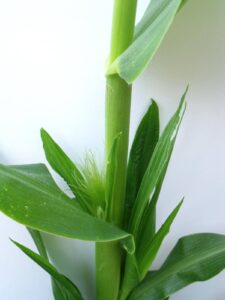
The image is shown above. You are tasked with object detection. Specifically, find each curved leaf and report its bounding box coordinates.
[28,228,72,300]
[41,129,92,213]
[121,201,183,299]
[107,0,183,83]
[137,200,183,278]
[129,233,225,300]
[0,164,134,253]
[41,129,84,186]
[12,240,83,300]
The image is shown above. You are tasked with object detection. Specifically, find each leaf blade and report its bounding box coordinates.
[41,128,84,187]
[12,240,83,300]
[137,200,183,278]
[125,100,159,227]
[41,129,92,213]
[130,233,225,300]
[106,133,121,221]
[0,164,134,252]
[107,0,183,83]
[129,88,187,237]
[27,228,48,259]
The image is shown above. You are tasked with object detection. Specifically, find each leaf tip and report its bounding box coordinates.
[40,127,48,138]
[10,238,20,249]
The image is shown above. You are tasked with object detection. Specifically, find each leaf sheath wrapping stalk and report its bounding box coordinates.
[107,0,183,83]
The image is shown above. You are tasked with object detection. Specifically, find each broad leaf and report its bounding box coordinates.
[0,164,134,253]
[129,88,187,237]
[129,233,225,300]
[16,164,82,299]
[107,0,183,83]
[12,240,83,300]
[137,200,183,278]
[125,100,159,227]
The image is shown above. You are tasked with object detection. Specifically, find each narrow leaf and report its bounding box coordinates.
[0,164,134,253]
[136,160,169,251]
[12,240,83,300]
[120,254,140,300]
[52,280,69,300]
[41,129,92,213]
[129,88,187,237]
[130,233,225,300]
[121,201,183,298]
[107,0,183,83]
[137,200,183,278]
[28,228,70,300]
[125,100,159,226]
[28,228,48,259]
[27,215,76,300]
[106,133,121,221]
[41,128,84,187]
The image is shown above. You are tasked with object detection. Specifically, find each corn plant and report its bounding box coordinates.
[0,0,225,299]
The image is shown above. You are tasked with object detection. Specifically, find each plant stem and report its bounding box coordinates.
[96,1,137,299]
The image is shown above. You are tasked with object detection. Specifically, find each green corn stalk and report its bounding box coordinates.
[96,1,137,299]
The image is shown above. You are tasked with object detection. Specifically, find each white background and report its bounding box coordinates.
[0,0,225,299]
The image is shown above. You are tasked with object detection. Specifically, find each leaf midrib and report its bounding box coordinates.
[139,243,225,294]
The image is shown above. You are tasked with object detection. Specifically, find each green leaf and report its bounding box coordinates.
[107,0,183,83]
[0,163,134,253]
[28,228,69,300]
[125,100,159,227]
[120,254,140,300]
[121,201,182,299]
[136,161,169,253]
[27,228,48,259]
[15,164,80,299]
[40,129,92,213]
[52,280,69,300]
[12,240,83,300]
[27,217,77,300]
[137,200,183,279]
[129,233,225,300]
[129,88,187,237]
[106,133,121,221]
[41,129,84,186]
